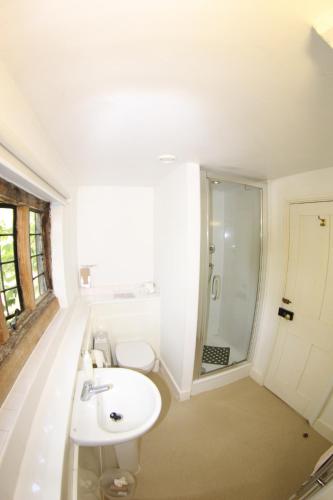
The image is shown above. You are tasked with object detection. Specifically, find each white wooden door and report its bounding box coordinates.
[265,201,333,423]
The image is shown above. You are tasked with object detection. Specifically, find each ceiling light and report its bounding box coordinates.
[158,154,176,163]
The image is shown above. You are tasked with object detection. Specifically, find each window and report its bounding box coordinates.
[29,210,47,300]
[0,177,59,404]
[0,206,22,320]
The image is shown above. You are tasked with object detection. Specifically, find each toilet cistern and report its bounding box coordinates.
[80,380,112,401]
[115,341,155,373]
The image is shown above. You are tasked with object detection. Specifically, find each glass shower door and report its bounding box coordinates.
[200,178,262,375]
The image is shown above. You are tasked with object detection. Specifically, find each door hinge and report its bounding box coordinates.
[318,216,326,227]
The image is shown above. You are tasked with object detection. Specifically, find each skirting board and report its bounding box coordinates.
[313,420,333,444]
[191,362,252,396]
[249,367,265,386]
[159,359,191,401]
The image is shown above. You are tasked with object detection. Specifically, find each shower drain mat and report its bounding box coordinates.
[202,345,230,365]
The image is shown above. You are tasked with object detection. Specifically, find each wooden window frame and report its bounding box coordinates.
[0,177,59,403]
[29,209,50,302]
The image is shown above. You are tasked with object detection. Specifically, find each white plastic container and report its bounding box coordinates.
[78,468,100,500]
[99,469,136,498]
[93,331,112,367]
[82,351,93,379]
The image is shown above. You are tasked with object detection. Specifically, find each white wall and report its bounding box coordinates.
[90,297,160,360]
[154,163,200,398]
[0,60,78,306]
[0,59,79,499]
[251,166,333,441]
[77,186,154,287]
[51,197,79,307]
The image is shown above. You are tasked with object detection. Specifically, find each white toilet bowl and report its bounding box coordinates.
[115,341,155,373]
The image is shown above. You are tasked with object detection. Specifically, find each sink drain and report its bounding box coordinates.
[110,412,123,422]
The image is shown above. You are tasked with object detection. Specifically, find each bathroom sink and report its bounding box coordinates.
[70,368,161,446]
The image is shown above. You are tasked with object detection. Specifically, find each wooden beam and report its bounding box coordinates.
[0,301,9,344]
[42,207,53,290]
[0,177,49,211]
[16,206,36,311]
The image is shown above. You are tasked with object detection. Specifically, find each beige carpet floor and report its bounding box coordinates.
[133,375,330,500]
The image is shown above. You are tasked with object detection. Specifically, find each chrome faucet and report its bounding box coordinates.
[80,380,112,401]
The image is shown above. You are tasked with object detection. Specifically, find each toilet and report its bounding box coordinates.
[115,341,155,373]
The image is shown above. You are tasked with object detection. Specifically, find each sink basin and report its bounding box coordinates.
[70,368,161,446]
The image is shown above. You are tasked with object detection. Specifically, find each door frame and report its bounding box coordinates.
[193,169,267,380]
[265,195,333,424]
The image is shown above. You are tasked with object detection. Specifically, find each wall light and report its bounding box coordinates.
[158,154,176,163]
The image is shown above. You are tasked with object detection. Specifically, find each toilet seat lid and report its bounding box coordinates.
[115,341,155,369]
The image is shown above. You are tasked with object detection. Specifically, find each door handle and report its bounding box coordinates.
[278,307,294,321]
[211,275,221,301]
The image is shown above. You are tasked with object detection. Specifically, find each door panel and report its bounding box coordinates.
[298,346,332,404]
[320,216,333,326]
[265,202,333,422]
[285,212,329,318]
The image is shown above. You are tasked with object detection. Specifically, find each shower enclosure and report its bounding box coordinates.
[194,170,262,378]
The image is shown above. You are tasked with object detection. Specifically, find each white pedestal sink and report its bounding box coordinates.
[70,368,161,472]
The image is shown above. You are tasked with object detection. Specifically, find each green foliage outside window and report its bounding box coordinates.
[29,210,47,300]
[0,207,21,319]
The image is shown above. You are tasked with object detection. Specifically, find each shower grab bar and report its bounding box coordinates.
[211,274,221,300]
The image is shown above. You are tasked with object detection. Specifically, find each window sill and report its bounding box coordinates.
[0,292,59,404]
[0,298,88,500]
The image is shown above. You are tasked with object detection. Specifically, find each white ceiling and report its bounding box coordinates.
[0,0,332,185]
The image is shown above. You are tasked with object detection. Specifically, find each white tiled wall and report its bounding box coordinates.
[0,310,67,461]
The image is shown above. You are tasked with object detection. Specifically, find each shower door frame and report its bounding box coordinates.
[193,169,265,380]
